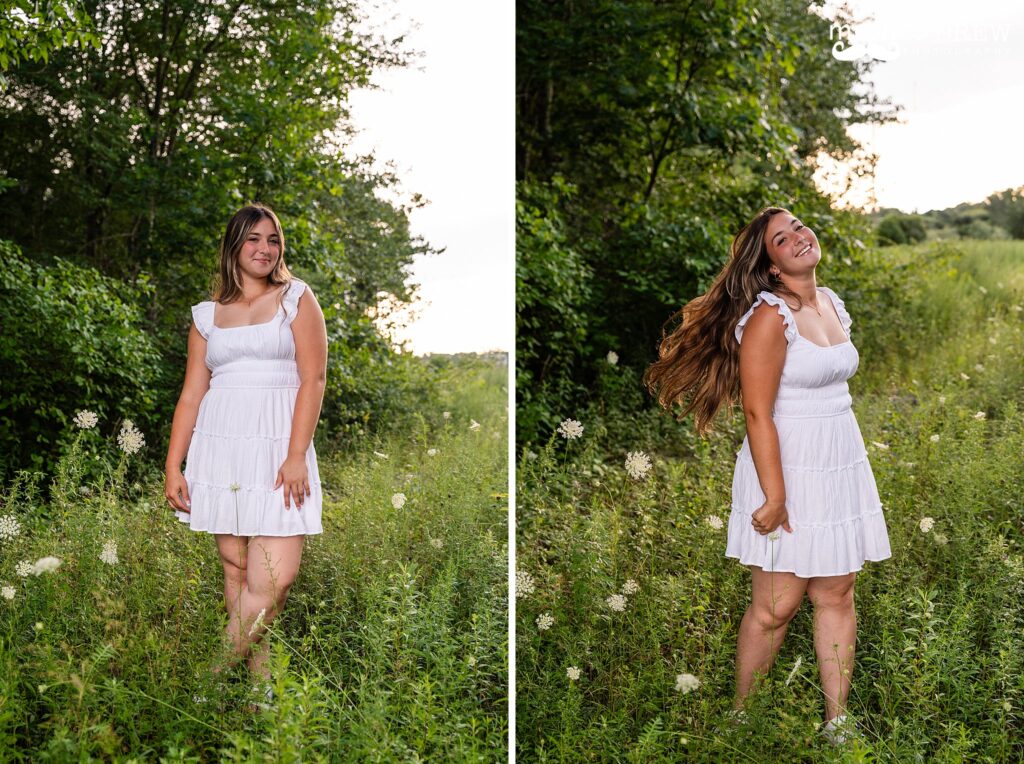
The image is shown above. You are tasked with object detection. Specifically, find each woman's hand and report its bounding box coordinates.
[274,454,310,511]
[751,499,793,536]
[165,469,191,513]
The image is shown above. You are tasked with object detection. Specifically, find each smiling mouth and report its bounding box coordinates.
[796,244,812,257]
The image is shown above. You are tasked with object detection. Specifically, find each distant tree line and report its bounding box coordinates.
[875,187,1024,246]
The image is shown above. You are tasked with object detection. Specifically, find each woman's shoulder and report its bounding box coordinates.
[735,291,797,345]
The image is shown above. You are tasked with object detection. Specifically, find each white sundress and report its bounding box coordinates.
[726,286,891,578]
[175,278,324,537]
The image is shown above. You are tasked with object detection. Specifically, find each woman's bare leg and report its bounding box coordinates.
[214,533,250,671]
[806,573,857,721]
[734,566,808,708]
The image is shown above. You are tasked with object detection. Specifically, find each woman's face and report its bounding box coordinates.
[237,217,282,280]
[764,213,820,276]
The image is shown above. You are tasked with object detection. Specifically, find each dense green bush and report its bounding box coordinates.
[877,213,927,246]
[0,240,163,479]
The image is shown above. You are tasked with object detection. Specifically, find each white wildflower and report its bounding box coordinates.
[989,336,998,345]
[31,557,62,575]
[605,593,627,612]
[516,570,536,598]
[979,285,988,294]
[622,579,640,595]
[1,585,14,601]
[939,395,946,404]
[117,420,145,455]
[567,666,581,681]
[933,533,949,546]
[675,673,701,694]
[442,411,451,420]
[871,441,889,451]
[469,419,481,431]
[929,434,940,443]
[606,351,619,365]
[1013,305,1023,313]
[556,418,584,440]
[1004,701,1012,712]
[974,411,987,420]
[524,450,537,461]
[430,537,444,549]
[768,531,781,541]
[79,485,92,496]
[427,448,438,457]
[391,493,407,509]
[706,515,724,530]
[373,451,389,459]
[73,410,98,429]
[624,451,652,480]
[536,612,554,631]
[960,373,970,381]
[100,540,118,566]
[785,656,803,686]
[15,561,32,578]
[467,655,477,667]
[229,482,241,492]
[919,517,935,533]
[975,363,985,372]
[248,608,266,637]
[0,515,21,541]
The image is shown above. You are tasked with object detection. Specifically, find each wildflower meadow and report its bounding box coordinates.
[0,358,508,761]
[516,241,1024,762]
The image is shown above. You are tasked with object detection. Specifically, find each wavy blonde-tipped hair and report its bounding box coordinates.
[212,203,293,303]
[644,206,808,435]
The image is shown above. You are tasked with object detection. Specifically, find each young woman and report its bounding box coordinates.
[163,203,328,703]
[645,206,891,742]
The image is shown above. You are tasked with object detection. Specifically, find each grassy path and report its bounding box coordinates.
[0,360,508,761]
[517,241,1024,762]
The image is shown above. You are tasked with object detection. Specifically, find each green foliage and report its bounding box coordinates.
[515,0,896,446]
[986,187,1024,239]
[0,0,99,76]
[877,212,927,246]
[516,240,1024,761]
[0,240,161,479]
[0,360,507,759]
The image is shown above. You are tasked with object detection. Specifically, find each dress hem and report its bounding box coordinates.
[725,552,892,579]
[174,512,323,537]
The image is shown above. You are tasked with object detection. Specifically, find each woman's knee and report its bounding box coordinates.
[807,576,856,610]
[749,598,801,631]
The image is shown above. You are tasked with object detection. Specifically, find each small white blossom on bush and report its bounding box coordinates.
[79,485,92,496]
[675,673,701,694]
[73,410,98,429]
[871,441,889,451]
[621,579,640,595]
[516,570,536,598]
[15,561,32,578]
[100,540,119,566]
[536,612,554,631]
[427,448,438,457]
[706,515,724,530]
[524,450,537,461]
[960,373,970,381]
[1014,305,1023,313]
[373,451,389,459]
[556,418,584,440]
[442,411,451,420]
[469,419,481,431]
[466,655,477,667]
[605,594,627,612]
[117,420,146,455]
[919,517,935,533]
[1004,700,1013,712]
[430,537,444,549]
[31,557,62,575]
[606,351,619,365]
[624,451,652,480]
[975,363,985,372]
[391,493,407,509]
[1,585,14,601]
[939,395,946,404]
[567,666,581,681]
[0,515,21,541]
[929,434,940,443]
[768,531,781,541]
[974,411,987,420]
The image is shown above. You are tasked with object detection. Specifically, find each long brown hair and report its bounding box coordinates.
[212,203,293,303]
[644,206,806,434]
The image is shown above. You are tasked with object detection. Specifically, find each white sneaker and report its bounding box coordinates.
[820,714,855,745]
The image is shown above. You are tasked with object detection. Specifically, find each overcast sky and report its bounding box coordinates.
[347,1,513,355]
[820,0,1024,212]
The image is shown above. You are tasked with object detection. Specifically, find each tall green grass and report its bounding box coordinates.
[0,359,508,761]
[516,241,1024,762]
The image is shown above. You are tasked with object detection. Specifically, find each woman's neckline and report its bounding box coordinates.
[212,283,289,330]
[775,287,850,349]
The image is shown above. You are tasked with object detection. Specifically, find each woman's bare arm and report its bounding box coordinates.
[164,324,212,511]
[275,287,328,510]
[738,303,792,534]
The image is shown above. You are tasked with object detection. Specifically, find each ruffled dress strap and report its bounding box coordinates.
[191,301,215,340]
[281,278,308,325]
[734,291,797,345]
[818,286,852,336]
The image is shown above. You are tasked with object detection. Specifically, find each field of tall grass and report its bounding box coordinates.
[516,241,1024,762]
[0,359,508,761]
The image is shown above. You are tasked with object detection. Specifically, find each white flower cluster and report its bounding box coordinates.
[429,537,444,549]
[469,420,481,431]
[100,540,119,566]
[624,451,652,480]
[706,514,724,530]
[536,612,554,631]
[391,493,407,509]
[516,570,536,598]
[675,673,701,694]
[73,410,98,429]
[556,418,584,440]
[31,557,62,575]
[1,585,14,601]
[427,448,438,457]
[566,666,581,681]
[0,515,21,542]
[606,351,619,365]
[621,579,640,595]
[15,560,33,578]
[605,593,627,612]
[117,420,146,455]
[919,517,935,533]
